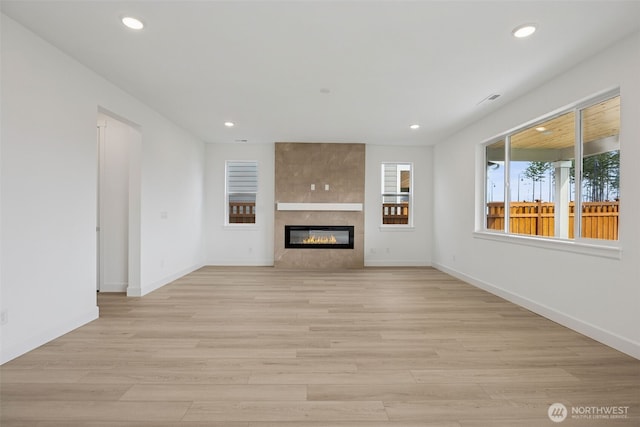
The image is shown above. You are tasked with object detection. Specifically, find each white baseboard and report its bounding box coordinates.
[1,306,99,365]
[128,263,204,297]
[206,259,274,267]
[207,259,430,268]
[365,260,431,267]
[99,282,127,292]
[433,262,640,360]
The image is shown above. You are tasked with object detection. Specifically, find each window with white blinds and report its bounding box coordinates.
[226,161,257,224]
[381,163,412,226]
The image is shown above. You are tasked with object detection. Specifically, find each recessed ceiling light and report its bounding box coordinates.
[224,122,235,127]
[536,126,547,132]
[410,124,420,130]
[122,16,144,30]
[512,24,536,38]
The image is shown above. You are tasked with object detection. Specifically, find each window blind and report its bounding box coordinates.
[227,161,257,202]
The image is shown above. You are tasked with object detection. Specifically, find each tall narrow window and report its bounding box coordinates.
[486,139,506,231]
[226,161,257,224]
[381,163,412,225]
[580,95,620,240]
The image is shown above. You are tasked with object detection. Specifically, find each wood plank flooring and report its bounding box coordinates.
[1,266,639,426]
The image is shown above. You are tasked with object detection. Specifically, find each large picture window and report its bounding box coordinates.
[226,160,257,224]
[381,163,412,225]
[484,91,620,242]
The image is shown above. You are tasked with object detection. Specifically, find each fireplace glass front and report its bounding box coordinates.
[285,225,354,249]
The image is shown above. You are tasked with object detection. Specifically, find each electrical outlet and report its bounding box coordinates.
[1,310,8,325]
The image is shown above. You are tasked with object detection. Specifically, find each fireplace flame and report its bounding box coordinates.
[302,234,337,244]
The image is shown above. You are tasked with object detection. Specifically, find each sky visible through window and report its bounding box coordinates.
[487,161,566,203]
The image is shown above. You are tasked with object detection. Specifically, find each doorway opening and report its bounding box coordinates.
[96,110,141,294]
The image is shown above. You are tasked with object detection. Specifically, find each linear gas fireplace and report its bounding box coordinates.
[285,225,354,249]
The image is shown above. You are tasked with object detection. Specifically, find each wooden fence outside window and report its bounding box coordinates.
[229,202,256,224]
[486,201,619,240]
[382,203,409,225]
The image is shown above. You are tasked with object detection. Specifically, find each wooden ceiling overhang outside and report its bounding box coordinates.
[487,96,620,163]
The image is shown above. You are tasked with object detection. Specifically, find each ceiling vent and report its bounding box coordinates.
[477,94,501,105]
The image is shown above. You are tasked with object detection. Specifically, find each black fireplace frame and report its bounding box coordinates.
[285,225,355,249]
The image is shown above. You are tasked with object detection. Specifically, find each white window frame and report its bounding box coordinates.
[475,88,621,259]
[225,160,258,227]
[380,162,414,228]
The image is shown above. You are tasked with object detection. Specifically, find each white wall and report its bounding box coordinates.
[135,110,205,296]
[365,145,433,266]
[1,15,205,363]
[432,32,640,359]
[205,143,275,266]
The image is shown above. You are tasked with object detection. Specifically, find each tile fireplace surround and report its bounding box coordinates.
[274,143,365,268]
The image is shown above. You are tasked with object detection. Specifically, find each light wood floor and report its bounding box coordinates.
[1,267,638,426]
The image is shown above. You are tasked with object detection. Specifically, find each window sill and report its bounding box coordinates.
[473,231,622,260]
[224,224,260,230]
[379,225,415,232]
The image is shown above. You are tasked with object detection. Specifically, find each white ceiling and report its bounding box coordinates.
[2,1,640,146]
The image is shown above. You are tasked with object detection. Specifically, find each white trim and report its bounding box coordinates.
[378,225,415,231]
[126,285,142,297]
[473,231,622,259]
[127,263,204,297]
[1,307,99,364]
[433,262,639,360]
[223,224,260,231]
[365,260,430,267]
[99,282,128,293]
[276,202,363,211]
[206,260,274,267]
